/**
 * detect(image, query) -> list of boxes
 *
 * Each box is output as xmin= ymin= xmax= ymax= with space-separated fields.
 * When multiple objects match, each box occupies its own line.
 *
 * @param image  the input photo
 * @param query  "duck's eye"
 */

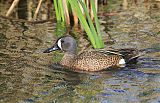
xmin=61 ymin=40 xmax=64 ymax=43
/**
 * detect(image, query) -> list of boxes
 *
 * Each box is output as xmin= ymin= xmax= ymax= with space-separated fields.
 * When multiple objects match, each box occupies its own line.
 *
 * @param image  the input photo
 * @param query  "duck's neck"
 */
xmin=60 ymin=52 xmax=76 ymax=67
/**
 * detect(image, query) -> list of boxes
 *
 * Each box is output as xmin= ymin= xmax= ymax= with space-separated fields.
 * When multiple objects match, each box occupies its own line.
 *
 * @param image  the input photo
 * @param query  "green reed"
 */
xmin=53 ymin=0 xmax=65 ymax=22
xmin=53 ymin=0 xmax=104 ymax=49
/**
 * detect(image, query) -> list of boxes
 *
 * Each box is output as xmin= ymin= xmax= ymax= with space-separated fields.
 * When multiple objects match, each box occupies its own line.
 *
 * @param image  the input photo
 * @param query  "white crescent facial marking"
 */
xmin=119 ymin=59 xmax=125 ymax=65
xmin=57 ymin=38 xmax=62 ymax=50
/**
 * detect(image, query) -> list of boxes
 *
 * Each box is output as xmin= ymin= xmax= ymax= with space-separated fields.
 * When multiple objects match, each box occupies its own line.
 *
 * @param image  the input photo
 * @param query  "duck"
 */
xmin=43 ymin=36 xmax=141 ymax=71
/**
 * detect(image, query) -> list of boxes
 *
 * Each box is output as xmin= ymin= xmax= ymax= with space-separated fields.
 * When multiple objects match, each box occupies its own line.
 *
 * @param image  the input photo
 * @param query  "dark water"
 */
xmin=0 ymin=0 xmax=160 ymax=103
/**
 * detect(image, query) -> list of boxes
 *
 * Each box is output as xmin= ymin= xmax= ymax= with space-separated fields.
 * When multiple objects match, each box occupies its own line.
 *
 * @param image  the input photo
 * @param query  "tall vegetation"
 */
xmin=5 ymin=0 xmax=104 ymax=48
xmin=53 ymin=0 xmax=104 ymax=49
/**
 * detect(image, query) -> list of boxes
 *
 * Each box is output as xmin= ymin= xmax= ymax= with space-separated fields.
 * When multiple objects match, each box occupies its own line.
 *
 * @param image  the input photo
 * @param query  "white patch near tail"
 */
xmin=57 ymin=38 xmax=62 ymax=50
xmin=119 ymin=59 xmax=125 ymax=65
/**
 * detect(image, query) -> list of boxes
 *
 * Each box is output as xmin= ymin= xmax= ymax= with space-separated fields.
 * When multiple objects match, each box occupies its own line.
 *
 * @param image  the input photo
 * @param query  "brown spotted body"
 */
xmin=58 ymin=50 xmax=124 ymax=71
xmin=71 ymin=51 xmax=123 ymax=71
xmin=43 ymin=36 xmax=140 ymax=71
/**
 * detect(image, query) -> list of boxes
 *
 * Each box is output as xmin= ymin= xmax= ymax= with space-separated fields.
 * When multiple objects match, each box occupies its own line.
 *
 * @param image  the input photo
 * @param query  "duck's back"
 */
xmin=71 ymin=51 xmax=123 ymax=71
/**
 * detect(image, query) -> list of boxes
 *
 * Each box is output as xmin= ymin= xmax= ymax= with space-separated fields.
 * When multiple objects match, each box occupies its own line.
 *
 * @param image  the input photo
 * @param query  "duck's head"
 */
xmin=43 ymin=36 xmax=77 ymax=54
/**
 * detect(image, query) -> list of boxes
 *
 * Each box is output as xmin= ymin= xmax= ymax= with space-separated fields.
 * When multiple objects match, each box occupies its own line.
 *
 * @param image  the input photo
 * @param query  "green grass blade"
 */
xmin=68 ymin=0 xmax=97 ymax=48
xmin=79 ymin=0 xmax=103 ymax=48
xmin=90 ymin=0 xmax=104 ymax=47
xmin=58 ymin=0 xmax=65 ymax=22
xmin=53 ymin=0 xmax=61 ymax=21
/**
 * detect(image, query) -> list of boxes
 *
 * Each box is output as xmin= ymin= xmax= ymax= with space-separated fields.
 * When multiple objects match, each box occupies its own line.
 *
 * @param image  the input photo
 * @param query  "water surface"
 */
xmin=0 ymin=0 xmax=160 ymax=103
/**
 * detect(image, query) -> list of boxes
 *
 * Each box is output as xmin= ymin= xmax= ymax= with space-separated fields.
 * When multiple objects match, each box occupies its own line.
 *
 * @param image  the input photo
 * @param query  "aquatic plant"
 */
xmin=53 ymin=0 xmax=65 ymax=22
xmin=5 ymin=0 xmax=104 ymax=48
xmin=53 ymin=0 xmax=104 ymax=49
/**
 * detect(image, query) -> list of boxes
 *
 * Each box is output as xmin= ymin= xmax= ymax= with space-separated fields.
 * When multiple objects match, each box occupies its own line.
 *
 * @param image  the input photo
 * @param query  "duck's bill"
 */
xmin=43 ymin=45 xmax=59 ymax=53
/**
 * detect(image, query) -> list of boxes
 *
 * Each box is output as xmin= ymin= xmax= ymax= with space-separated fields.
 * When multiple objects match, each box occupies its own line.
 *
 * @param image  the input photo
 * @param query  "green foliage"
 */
xmin=53 ymin=0 xmax=104 ymax=49
xmin=53 ymin=0 xmax=65 ymax=22
xmin=68 ymin=0 xmax=104 ymax=48
xmin=90 ymin=0 xmax=104 ymax=47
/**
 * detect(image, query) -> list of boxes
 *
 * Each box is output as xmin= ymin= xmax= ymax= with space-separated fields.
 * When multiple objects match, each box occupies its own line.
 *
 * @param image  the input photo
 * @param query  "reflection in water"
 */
xmin=0 ymin=0 xmax=160 ymax=103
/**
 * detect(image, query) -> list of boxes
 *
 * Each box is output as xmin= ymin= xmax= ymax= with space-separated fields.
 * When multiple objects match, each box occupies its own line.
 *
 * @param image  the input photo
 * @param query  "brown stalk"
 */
xmin=33 ymin=0 xmax=43 ymax=20
xmin=6 ymin=0 xmax=20 ymax=17
xmin=62 ymin=0 xmax=70 ymax=25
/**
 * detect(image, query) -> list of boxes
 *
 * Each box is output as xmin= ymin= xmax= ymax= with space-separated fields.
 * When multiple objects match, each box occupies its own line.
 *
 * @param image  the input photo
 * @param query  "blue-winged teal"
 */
xmin=44 ymin=36 xmax=140 ymax=71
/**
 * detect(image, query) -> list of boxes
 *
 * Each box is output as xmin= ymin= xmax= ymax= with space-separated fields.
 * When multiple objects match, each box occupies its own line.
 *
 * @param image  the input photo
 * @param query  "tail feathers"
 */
xmin=126 ymin=54 xmax=140 ymax=64
xmin=111 ymin=48 xmax=145 ymax=64
xmin=99 ymin=48 xmax=145 ymax=64
xmin=123 ymin=50 xmax=145 ymax=64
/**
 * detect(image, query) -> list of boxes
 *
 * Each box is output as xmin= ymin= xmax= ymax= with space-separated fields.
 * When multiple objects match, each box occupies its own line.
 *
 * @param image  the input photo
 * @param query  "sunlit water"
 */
xmin=0 ymin=1 xmax=160 ymax=103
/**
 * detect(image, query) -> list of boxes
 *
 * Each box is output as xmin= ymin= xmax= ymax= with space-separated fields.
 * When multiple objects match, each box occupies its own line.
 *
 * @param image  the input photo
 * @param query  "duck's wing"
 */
xmin=72 ymin=51 xmax=122 ymax=71
xmin=98 ymin=50 xmax=123 ymax=56
xmin=97 ymin=48 xmax=144 ymax=63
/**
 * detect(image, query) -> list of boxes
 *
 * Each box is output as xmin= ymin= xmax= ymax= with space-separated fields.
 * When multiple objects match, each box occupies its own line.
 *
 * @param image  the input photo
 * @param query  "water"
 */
xmin=0 ymin=0 xmax=160 ymax=103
